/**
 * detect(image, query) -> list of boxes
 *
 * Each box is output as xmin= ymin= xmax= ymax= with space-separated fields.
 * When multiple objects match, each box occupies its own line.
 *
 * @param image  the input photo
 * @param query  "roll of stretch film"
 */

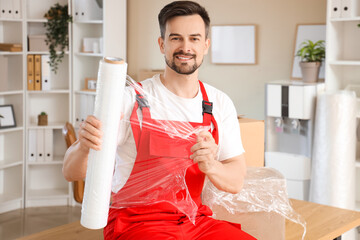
xmin=81 ymin=57 xmax=127 ymax=229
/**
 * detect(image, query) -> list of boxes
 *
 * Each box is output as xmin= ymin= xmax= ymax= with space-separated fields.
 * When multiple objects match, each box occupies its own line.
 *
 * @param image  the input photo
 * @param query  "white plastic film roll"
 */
xmin=310 ymin=91 xmax=357 ymax=210
xmin=81 ymin=57 xmax=127 ymax=229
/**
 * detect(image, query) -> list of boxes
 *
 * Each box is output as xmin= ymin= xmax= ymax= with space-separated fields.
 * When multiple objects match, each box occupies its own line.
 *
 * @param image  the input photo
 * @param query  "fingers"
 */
xmin=196 ymin=130 xmax=214 ymax=143
xmin=78 ymin=115 xmax=103 ymax=151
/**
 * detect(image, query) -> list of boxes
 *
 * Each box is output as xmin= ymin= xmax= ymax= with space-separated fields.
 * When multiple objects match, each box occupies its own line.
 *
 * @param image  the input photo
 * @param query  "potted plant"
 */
xmin=296 ymin=40 xmax=325 ymax=83
xmin=44 ymin=4 xmax=72 ymax=74
xmin=38 ymin=112 xmax=48 ymax=126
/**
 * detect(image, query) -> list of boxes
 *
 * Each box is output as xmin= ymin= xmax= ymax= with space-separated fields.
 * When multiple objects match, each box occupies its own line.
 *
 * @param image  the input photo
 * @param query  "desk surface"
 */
xmin=18 ymin=199 xmax=360 ymax=240
xmin=286 ymin=199 xmax=360 ymax=240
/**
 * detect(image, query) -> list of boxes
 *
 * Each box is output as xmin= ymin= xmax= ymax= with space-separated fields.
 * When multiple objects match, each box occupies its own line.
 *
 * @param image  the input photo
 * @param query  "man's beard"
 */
xmin=165 ymin=51 xmax=202 ymax=75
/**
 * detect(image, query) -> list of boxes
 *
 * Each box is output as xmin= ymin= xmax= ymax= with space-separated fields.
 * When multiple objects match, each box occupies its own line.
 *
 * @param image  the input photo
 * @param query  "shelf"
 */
xmin=27 ymin=51 xmax=69 ymax=55
xmin=330 ymin=17 xmax=360 ymax=22
xmin=75 ymin=52 xmax=103 ymax=57
xmin=28 ymin=122 xmax=65 ymax=130
xmin=27 ymin=89 xmax=70 ymax=94
xmin=74 ymin=20 xmax=103 ymax=24
xmin=26 ymin=19 xmax=47 ymax=23
xmin=0 ymin=18 xmax=23 ymax=22
xmin=0 ymin=51 xmax=23 ymax=55
xmin=0 ymin=159 xmax=22 ymax=169
xmin=0 ymin=127 xmax=23 ymax=134
xmin=0 ymin=90 xmax=24 ymax=95
xmin=28 ymin=157 xmax=64 ymax=166
xmin=75 ymin=90 xmax=96 ymax=95
xmin=0 ymin=194 xmax=22 ymax=203
xmin=329 ymin=60 xmax=360 ymax=66
xmin=27 ymin=189 xmax=69 ymax=199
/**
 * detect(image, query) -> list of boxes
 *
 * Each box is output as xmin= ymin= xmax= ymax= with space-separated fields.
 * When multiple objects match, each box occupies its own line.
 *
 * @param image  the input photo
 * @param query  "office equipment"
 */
xmin=44 ymin=129 xmax=53 ymax=162
xmin=265 ymin=81 xmax=325 ymax=201
xmin=330 ymin=0 xmax=341 ymax=18
xmin=41 ymin=55 xmax=51 ymax=91
xmin=27 ymin=55 xmax=35 ymax=90
xmin=12 ymin=0 xmax=21 ymax=19
xmin=28 ymin=129 xmax=36 ymax=162
xmin=34 ymin=55 xmax=41 ymax=90
xmin=36 ymin=129 xmax=44 ymax=162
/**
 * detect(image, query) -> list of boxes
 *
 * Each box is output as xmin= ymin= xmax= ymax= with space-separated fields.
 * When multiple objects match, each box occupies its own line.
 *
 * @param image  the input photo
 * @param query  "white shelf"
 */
xmin=0 ymin=18 xmax=23 ymax=22
xmin=330 ymin=17 xmax=360 ymax=22
xmin=0 ymin=194 xmax=22 ymax=203
xmin=28 ymin=122 xmax=65 ymax=130
xmin=0 ymin=127 xmax=23 ymax=134
xmin=27 ymin=89 xmax=70 ymax=94
xmin=0 ymin=51 xmax=23 ymax=55
xmin=75 ymin=52 xmax=103 ymax=57
xmin=28 ymin=158 xmax=64 ymax=166
xmin=0 ymin=90 xmax=24 ymax=95
xmin=27 ymin=51 xmax=69 ymax=55
xmin=75 ymin=90 xmax=96 ymax=95
xmin=26 ymin=19 xmax=47 ymax=23
xmin=27 ymin=189 xmax=69 ymax=199
xmin=0 ymin=159 xmax=22 ymax=169
xmin=74 ymin=20 xmax=103 ymax=24
xmin=329 ymin=60 xmax=360 ymax=66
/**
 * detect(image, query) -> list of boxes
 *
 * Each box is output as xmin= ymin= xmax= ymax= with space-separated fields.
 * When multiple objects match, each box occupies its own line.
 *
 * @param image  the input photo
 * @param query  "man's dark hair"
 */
xmin=158 ymin=1 xmax=210 ymax=39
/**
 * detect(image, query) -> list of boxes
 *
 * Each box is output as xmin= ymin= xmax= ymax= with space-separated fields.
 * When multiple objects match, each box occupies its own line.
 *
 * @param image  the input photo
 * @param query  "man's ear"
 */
xmin=204 ymin=38 xmax=210 ymax=55
xmin=158 ymin=37 xmax=165 ymax=54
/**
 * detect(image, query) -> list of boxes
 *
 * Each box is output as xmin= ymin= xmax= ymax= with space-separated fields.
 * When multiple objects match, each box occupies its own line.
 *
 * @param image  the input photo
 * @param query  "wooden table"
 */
xmin=18 ymin=199 xmax=360 ymax=240
xmin=286 ymin=199 xmax=360 ymax=240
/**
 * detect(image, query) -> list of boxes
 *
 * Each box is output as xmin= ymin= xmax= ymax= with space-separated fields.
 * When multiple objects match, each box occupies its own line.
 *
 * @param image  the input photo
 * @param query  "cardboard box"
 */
xmin=138 ymin=69 xmax=164 ymax=82
xmin=238 ymin=117 xmax=265 ymax=167
xmin=28 ymin=35 xmax=48 ymax=52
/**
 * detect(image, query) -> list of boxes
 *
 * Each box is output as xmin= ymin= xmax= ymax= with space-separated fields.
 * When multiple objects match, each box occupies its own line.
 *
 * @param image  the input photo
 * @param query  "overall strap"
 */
xmin=199 ymin=81 xmax=219 ymax=144
xmin=130 ymin=82 xmax=151 ymax=151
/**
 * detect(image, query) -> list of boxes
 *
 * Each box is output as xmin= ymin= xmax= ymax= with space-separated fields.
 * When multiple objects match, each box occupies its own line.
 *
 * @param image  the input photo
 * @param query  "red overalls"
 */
xmin=104 ymin=81 xmax=256 ymax=240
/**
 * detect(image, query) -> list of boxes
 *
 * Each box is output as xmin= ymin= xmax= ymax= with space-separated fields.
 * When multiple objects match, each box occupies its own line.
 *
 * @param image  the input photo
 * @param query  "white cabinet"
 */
xmin=325 ymin=0 xmax=360 ymax=210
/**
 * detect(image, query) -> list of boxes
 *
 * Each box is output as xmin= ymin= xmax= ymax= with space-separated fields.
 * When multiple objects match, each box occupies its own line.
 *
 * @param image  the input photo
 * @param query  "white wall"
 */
xmin=127 ymin=0 xmax=327 ymax=119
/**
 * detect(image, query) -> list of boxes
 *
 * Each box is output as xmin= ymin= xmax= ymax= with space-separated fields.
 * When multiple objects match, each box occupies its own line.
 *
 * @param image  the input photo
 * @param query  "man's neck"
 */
xmin=160 ymin=68 xmax=199 ymax=99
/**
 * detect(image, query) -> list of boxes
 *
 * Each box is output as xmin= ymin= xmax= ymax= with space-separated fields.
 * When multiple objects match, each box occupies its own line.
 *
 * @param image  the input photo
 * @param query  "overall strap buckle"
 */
xmin=202 ymin=100 xmax=213 ymax=115
xmin=136 ymin=94 xmax=150 ymax=110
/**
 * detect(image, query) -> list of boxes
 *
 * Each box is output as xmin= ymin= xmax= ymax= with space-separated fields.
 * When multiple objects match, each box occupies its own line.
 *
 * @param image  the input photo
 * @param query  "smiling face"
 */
xmin=158 ymin=14 xmax=210 ymax=75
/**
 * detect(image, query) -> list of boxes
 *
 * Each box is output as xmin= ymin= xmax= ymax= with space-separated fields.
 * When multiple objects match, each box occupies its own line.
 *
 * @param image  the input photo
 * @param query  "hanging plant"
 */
xmin=44 ymin=4 xmax=72 ymax=73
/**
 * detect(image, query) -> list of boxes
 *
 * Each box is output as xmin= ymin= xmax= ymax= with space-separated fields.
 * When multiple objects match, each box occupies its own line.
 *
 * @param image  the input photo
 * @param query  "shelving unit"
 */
xmin=0 ymin=10 xmax=25 ymax=213
xmin=325 ymin=0 xmax=360 ymax=211
xmin=0 ymin=0 xmax=127 ymax=213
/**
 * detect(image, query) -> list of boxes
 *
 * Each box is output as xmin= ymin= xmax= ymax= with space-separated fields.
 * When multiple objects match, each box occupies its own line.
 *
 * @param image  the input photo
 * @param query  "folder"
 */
xmin=0 ymin=43 xmax=22 ymax=51
xmin=34 ymin=55 xmax=41 ymax=90
xmin=80 ymin=94 xmax=88 ymax=123
xmin=331 ymin=0 xmax=341 ymax=18
xmin=41 ymin=55 xmax=51 ymax=91
xmin=341 ymin=0 xmax=352 ymax=18
xmin=75 ymin=94 xmax=82 ymax=128
xmin=2 ymin=0 xmax=13 ymax=19
xmin=36 ymin=129 xmax=44 ymax=162
xmin=87 ymin=94 xmax=95 ymax=116
xmin=28 ymin=129 xmax=37 ymax=162
xmin=44 ymin=129 xmax=53 ymax=162
xmin=12 ymin=0 xmax=21 ymax=19
xmin=27 ymin=55 xmax=35 ymax=91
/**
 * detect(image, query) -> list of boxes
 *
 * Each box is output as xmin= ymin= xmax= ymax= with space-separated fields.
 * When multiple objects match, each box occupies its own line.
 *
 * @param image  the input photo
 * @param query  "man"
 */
xmin=63 ymin=1 xmax=255 ymax=239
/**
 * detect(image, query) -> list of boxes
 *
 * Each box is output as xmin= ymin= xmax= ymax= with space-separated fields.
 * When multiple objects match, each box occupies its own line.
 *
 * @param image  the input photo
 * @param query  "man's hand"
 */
xmin=190 ymin=130 xmax=219 ymax=174
xmin=78 ymin=115 xmax=103 ymax=152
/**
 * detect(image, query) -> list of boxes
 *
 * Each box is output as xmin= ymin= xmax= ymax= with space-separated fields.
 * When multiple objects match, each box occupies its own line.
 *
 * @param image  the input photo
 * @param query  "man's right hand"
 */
xmin=78 ymin=115 xmax=103 ymax=152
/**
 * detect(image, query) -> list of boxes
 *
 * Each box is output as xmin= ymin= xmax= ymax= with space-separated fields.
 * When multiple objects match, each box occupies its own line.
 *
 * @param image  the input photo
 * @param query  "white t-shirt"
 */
xmin=111 ymin=74 xmax=244 ymax=193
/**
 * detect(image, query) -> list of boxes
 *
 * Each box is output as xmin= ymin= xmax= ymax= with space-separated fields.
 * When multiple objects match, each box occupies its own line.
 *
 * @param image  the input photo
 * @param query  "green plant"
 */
xmin=40 ymin=112 xmax=47 ymax=116
xmin=44 ymin=4 xmax=72 ymax=73
xmin=296 ymin=40 xmax=325 ymax=62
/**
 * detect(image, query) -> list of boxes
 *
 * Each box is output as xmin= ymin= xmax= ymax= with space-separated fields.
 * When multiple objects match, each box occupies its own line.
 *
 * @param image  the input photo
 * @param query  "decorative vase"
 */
xmin=38 ymin=114 xmax=48 ymax=126
xmin=299 ymin=62 xmax=321 ymax=83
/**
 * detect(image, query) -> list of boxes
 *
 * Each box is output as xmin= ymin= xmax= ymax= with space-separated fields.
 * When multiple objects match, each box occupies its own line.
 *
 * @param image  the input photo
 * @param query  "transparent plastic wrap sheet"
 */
xmin=202 ymin=167 xmax=307 ymax=240
xmin=108 ymin=75 xmax=211 ymax=225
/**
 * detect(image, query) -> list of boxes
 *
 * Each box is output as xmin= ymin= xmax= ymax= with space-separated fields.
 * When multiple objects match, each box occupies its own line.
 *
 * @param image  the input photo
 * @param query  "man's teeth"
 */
xmin=178 ymin=56 xmax=191 ymax=60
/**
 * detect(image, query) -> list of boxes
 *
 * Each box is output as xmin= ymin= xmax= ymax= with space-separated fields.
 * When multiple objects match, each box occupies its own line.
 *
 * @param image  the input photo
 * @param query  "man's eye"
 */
xmin=192 ymin=38 xmax=200 ymax=41
xmin=171 ymin=37 xmax=180 ymax=41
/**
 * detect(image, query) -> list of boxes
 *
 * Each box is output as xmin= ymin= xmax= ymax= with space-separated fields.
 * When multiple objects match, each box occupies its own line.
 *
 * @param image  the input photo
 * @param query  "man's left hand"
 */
xmin=190 ymin=130 xmax=218 ymax=174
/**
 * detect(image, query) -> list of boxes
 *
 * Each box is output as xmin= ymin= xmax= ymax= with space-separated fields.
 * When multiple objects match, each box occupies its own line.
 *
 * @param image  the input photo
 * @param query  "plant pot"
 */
xmin=38 ymin=115 xmax=48 ymax=126
xmin=299 ymin=62 xmax=321 ymax=83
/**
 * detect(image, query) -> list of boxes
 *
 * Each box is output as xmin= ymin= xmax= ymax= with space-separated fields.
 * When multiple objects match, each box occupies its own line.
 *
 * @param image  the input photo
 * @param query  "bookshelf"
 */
xmin=325 ymin=0 xmax=360 ymax=211
xmin=0 ymin=0 xmax=127 ymax=213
